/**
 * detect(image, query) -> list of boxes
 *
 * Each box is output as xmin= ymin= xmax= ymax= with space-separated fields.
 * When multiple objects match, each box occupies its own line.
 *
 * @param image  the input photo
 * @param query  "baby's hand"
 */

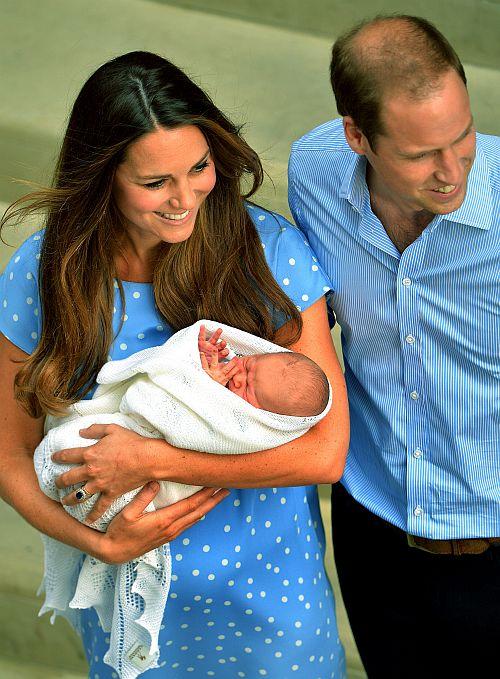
xmin=198 ymin=324 xmax=229 ymax=361
xmin=200 ymin=352 xmax=240 ymax=386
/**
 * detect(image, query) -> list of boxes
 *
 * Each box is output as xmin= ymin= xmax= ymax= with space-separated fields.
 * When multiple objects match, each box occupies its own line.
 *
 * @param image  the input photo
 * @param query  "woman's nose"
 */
xmin=168 ymin=180 xmax=196 ymax=211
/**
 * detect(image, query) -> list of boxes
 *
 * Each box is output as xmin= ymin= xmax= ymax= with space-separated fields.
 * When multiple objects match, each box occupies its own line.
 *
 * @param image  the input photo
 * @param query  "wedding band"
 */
xmin=75 ymin=485 xmax=94 ymax=502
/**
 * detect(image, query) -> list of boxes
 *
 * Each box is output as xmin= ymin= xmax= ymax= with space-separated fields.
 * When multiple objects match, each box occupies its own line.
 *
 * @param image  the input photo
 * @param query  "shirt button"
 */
xmin=413 ymin=448 xmax=423 ymax=459
xmin=413 ymin=506 xmax=423 ymax=517
xmin=405 ymin=334 xmax=415 ymax=344
xmin=402 ymin=277 xmax=412 ymax=287
xmin=410 ymin=390 xmax=419 ymax=400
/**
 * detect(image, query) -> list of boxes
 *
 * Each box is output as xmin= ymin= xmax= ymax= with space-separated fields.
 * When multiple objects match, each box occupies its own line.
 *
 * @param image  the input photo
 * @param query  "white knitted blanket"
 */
xmin=35 ymin=320 xmax=331 ymax=679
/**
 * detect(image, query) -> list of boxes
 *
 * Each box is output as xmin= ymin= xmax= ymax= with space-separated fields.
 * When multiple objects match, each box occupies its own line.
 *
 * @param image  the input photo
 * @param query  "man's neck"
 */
xmin=367 ymin=168 xmax=434 ymax=253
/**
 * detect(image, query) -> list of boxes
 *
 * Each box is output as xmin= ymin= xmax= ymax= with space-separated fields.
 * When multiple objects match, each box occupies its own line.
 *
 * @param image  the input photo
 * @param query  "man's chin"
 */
xmin=426 ymin=188 xmax=467 ymax=216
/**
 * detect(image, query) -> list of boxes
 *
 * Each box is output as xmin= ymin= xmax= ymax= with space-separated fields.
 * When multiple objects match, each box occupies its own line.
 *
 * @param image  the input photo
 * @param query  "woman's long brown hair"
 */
xmin=1 ymin=52 xmax=302 ymax=417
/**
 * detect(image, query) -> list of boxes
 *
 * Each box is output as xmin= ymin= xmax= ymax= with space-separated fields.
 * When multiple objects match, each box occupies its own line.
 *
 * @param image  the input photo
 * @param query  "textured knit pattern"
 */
xmin=0 ymin=206 xmax=345 ymax=679
xmin=289 ymin=118 xmax=500 ymax=539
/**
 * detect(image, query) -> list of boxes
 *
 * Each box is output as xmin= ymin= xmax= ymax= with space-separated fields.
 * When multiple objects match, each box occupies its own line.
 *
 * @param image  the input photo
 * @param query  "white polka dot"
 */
xmin=26 ymin=297 xmax=33 ymax=305
xmin=233 ymin=498 xmax=240 ymax=507
xmin=35 ymin=253 xmax=41 ymax=260
xmin=203 ymin=545 xmax=210 ymax=552
xmin=244 ymin=647 xmax=252 ymax=653
xmin=234 ymin=545 xmax=241 ymax=553
xmin=26 ymin=272 xmax=32 ymax=280
xmin=171 ymin=574 xmax=178 ymax=581
xmin=265 ymin=521 xmax=271 ymax=528
xmin=14 ymin=256 xmax=20 ymax=264
xmin=295 ymin=621 xmax=302 ymax=628
xmin=156 ymin=325 xmax=163 ymax=331
xmin=301 ymin=294 xmax=309 ymax=302
xmin=192 ymin=569 xmax=199 ymax=576
xmin=312 ymin=265 xmax=319 ymax=271
xmin=137 ymin=333 xmax=145 ymax=339
xmin=260 ymin=591 xmax=266 ymax=597
xmin=285 ymin=547 xmax=291 ymax=555
xmin=251 ymin=528 xmax=256 ymax=535
xmin=132 ymin=291 xmax=140 ymax=299
xmin=244 ymin=609 xmax=253 ymax=615
xmin=295 ymin=640 xmax=302 ymax=647
xmin=33 ymin=235 xmax=40 ymax=241
xmin=228 ymin=580 xmax=235 ymax=586
xmin=12 ymin=313 xmax=19 ymax=322
xmin=9 ymin=272 xmax=13 ymax=280
xmin=275 ymin=652 xmax=282 ymax=658
xmin=276 ymin=630 xmax=284 ymax=637
xmin=282 ymin=278 xmax=290 ymax=286
xmin=183 ymin=538 xmax=190 ymax=545
xmin=224 ymin=524 xmax=231 ymax=532
xmin=289 ymin=258 xmax=296 ymax=265
xmin=119 ymin=343 xmax=127 ymax=351
xmin=221 ymin=558 xmax=229 ymax=566
xmin=258 ymin=215 xmax=266 ymax=221
xmin=34 ymin=308 xmax=39 ymax=316
xmin=224 ymin=600 xmax=231 ymax=606
xmin=259 ymin=493 xmax=266 ymax=501
xmin=235 ymin=561 xmax=242 ymax=568
xmin=208 ymin=573 xmax=215 ymax=580
xmin=281 ymin=596 xmax=288 ymax=602
xmin=323 ymin=286 xmax=330 ymax=292
xmin=2 ymin=300 xmax=6 ymax=308
xmin=113 ymin=307 xmax=117 ymax=314
xmin=268 ymin=616 xmax=275 ymax=623
xmin=296 ymin=305 xmax=302 ymax=311
xmin=31 ymin=332 xmax=38 ymax=340
xmin=123 ymin=314 xmax=128 ymax=321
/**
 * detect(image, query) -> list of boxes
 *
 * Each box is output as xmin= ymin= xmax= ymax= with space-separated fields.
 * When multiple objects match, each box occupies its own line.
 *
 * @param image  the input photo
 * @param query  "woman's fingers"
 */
xmin=156 ymin=487 xmax=230 ymax=541
xmin=55 ymin=464 xmax=89 ymax=490
xmin=78 ymin=423 xmax=117 ymax=439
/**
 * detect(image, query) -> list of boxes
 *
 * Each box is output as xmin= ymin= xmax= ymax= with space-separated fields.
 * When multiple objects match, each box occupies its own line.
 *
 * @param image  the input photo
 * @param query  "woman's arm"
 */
xmin=56 ymin=297 xmax=350 ymax=524
xmin=0 ymin=333 xmax=229 ymax=564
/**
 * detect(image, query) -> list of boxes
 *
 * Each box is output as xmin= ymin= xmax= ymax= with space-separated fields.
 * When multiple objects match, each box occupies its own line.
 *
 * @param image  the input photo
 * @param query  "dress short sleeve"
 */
xmin=0 ymin=231 xmax=43 ymax=354
xmin=247 ymin=204 xmax=332 ymax=311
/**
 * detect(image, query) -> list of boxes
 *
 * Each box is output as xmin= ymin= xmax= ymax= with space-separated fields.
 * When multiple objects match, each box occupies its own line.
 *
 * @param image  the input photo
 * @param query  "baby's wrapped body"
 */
xmin=35 ymin=320 xmax=331 ymax=679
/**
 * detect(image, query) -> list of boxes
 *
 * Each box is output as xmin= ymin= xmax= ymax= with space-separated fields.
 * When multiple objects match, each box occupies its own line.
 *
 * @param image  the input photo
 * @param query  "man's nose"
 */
xmin=434 ymin=148 xmax=462 ymax=185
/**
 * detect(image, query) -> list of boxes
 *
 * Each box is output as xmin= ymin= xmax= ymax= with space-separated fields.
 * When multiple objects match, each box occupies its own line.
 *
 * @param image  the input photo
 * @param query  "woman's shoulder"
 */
xmin=0 ymin=229 xmax=43 ymax=353
xmin=246 ymin=203 xmax=332 ymax=308
xmin=1 ymin=229 xmax=44 ymax=277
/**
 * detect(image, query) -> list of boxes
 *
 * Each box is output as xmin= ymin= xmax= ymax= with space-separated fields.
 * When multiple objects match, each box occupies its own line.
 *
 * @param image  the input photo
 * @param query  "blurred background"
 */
xmin=1 ymin=1 xmax=499 ymax=676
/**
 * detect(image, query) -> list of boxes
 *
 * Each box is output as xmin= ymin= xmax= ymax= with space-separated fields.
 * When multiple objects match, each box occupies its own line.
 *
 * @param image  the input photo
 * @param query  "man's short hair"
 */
xmin=330 ymin=15 xmax=467 ymax=149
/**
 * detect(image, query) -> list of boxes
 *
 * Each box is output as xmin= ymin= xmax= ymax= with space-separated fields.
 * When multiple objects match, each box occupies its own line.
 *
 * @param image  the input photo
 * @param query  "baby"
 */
xmin=198 ymin=325 xmax=330 ymax=417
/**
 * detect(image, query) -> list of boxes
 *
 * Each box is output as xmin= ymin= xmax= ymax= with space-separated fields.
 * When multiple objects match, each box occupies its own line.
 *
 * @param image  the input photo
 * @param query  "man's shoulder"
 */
xmin=291 ymin=117 xmax=351 ymax=155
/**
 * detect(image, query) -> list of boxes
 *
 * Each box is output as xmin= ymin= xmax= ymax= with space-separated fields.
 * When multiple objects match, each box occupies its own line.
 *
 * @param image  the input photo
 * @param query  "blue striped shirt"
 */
xmin=289 ymin=117 xmax=500 ymax=539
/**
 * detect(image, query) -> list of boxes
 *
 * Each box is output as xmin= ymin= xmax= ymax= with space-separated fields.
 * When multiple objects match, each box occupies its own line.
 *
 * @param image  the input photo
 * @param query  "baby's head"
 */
xmin=227 ymin=351 xmax=330 ymax=417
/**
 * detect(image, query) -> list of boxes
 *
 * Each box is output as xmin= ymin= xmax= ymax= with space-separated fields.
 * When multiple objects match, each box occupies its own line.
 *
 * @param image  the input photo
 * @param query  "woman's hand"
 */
xmin=97 ymin=483 xmax=230 ymax=565
xmin=52 ymin=423 xmax=160 ymax=523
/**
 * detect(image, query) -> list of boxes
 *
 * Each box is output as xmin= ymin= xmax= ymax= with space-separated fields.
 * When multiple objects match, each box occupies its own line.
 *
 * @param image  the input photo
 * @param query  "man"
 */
xmin=289 ymin=15 xmax=500 ymax=678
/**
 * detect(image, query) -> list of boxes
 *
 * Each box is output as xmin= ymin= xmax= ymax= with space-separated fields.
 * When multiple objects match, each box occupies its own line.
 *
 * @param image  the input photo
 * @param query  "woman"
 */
xmin=0 ymin=51 xmax=349 ymax=677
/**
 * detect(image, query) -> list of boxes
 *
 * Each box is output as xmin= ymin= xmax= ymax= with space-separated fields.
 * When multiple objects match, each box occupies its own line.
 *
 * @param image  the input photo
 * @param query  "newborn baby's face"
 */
xmin=227 ymin=354 xmax=281 ymax=410
xmin=227 ymin=355 xmax=262 ymax=408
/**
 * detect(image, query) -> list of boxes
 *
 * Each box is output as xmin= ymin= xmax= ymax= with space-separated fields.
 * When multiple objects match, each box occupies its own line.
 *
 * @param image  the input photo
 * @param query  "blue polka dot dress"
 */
xmin=0 ymin=206 xmax=346 ymax=678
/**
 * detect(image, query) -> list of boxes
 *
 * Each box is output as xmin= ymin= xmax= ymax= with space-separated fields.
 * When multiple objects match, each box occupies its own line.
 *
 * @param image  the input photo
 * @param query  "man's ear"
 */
xmin=343 ymin=116 xmax=370 ymax=156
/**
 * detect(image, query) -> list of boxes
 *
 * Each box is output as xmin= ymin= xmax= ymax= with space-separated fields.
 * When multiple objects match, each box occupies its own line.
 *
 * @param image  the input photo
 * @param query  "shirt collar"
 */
xmin=339 ymin=153 xmax=366 ymax=213
xmin=339 ymin=143 xmax=493 ymax=230
xmin=441 ymin=145 xmax=493 ymax=230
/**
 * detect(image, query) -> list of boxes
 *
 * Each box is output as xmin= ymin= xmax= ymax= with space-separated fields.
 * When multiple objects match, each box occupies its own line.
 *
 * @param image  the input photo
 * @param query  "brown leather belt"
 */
xmin=407 ymin=534 xmax=500 ymax=556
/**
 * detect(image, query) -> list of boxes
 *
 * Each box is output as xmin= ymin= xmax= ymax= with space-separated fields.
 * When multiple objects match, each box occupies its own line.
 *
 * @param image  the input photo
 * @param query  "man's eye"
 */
xmin=144 ymin=179 xmax=165 ymax=189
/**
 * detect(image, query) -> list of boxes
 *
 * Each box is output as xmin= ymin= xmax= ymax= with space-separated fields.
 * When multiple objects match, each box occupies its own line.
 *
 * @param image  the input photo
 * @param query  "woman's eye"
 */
xmin=144 ymin=179 xmax=165 ymax=190
xmin=193 ymin=161 xmax=210 ymax=173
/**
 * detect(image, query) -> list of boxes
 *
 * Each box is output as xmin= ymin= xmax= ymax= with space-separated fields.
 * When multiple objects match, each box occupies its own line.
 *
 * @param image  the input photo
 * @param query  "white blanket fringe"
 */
xmin=35 ymin=320 xmax=331 ymax=678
